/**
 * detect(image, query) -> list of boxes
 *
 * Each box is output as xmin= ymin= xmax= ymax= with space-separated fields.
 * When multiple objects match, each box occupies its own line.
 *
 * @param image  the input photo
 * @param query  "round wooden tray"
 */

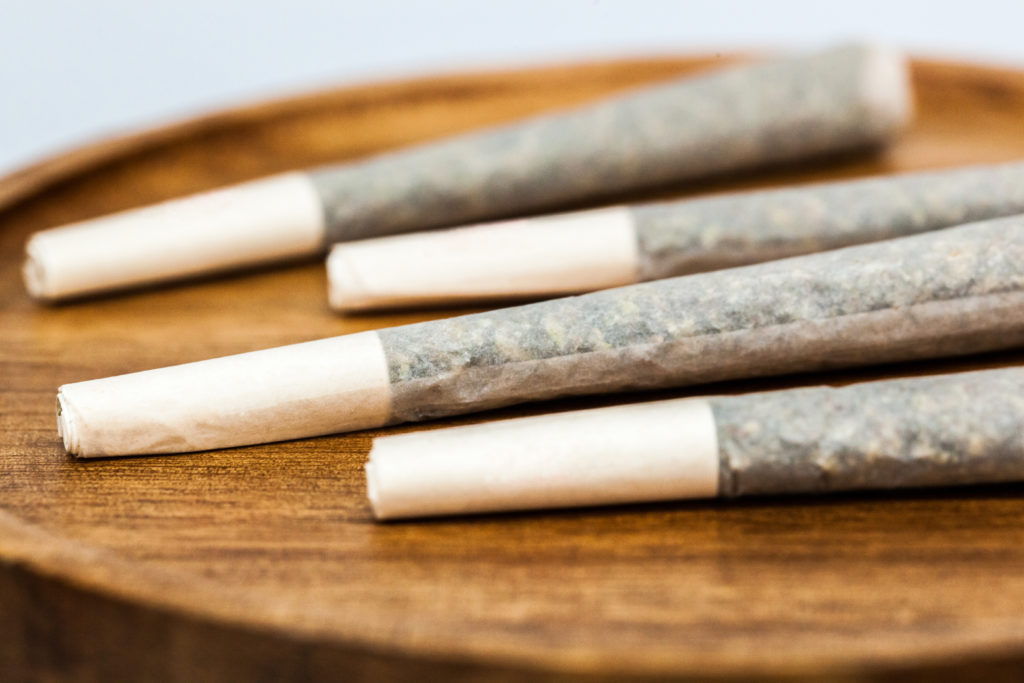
xmin=5 ymin=55 xmax=1024 ymax=682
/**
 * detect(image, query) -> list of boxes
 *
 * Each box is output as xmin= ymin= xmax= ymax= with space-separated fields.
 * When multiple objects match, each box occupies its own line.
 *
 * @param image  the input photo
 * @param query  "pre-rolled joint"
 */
xmin=327 ymin=207 xmax=640 ymax=312
xmin=857 ymin=44 xmax=913 ymax=135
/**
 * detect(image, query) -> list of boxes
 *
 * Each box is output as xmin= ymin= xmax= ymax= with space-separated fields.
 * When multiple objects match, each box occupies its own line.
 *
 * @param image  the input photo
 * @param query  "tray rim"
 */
xmin=6 ymin=53 xmax=1024 ymax=679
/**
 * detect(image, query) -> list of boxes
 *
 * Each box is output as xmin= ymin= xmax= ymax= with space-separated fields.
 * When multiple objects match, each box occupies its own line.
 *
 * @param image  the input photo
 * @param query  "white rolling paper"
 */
xmin=24 ymin=173 xmax=326 ymax=300
xmin=327 ymin=207 xmax=638 ymax=310
xmin=57 ymin=332 xmax=391 ymax=457
xmin=366 ymin=399 xmax=720 ymax=520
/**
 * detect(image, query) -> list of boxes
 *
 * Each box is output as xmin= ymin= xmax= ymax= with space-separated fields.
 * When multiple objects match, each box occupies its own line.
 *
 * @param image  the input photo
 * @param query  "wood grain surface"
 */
xmin=5 ymin=55 xmax=1024 ymax=682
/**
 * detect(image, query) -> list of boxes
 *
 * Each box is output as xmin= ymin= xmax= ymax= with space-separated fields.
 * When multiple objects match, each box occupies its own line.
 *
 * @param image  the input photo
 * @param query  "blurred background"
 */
xmin=2 ymin=0 xmax=1023 ymax=174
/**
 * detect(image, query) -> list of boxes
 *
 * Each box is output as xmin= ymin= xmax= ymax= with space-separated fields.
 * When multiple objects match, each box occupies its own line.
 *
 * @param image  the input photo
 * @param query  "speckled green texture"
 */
xmin=711 ymin=367 xmax=1024 ymax=497
xmin=633 ymin=161 xmax=1024 ymax=280
xmin=311 ymin=44 xmax=906 ymax=244
xmin=378 ymin=214 xmax=1024 ymax=423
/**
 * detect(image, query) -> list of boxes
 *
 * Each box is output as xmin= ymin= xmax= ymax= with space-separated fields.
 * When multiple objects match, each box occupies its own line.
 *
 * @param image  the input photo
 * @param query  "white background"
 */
xmin=2 ymin=0 xmax=1022 ymax=174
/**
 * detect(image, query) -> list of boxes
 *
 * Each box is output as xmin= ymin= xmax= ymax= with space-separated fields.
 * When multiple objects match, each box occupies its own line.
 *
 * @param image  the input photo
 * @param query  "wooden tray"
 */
xmin=5 ymin=55 xmax=1024 ymax=682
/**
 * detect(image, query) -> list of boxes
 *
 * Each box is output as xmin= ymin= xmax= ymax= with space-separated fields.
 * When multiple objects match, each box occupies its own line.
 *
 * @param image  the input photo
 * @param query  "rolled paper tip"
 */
xmin=366 ymin=399 xmax=719 ymax=520
xmin=22 ymin=245 xmax=48 ymax=299
xmin=327 ymin=207 xmax=640 ymax=311
xmin=23 ymin=172 xmax=326 ymax=301
xmin=55 ymin=391 xmax=79 ymax=455
xmin=57 ymin=332 xmax=392 ymax=458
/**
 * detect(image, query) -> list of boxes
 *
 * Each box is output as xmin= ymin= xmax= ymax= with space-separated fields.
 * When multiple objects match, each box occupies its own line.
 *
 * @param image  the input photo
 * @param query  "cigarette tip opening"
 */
xmin=364 ymin=453 xmax=385 ymax=520
xmin=326 ymin=246 xmax=373 ymax=312
xmin=22 ymin=239 xmax=51 ymax=300
xmin=366 ymin=444 xmax=393 ymax=518
xmin=56 ymin=390 xmax=80 ymax=456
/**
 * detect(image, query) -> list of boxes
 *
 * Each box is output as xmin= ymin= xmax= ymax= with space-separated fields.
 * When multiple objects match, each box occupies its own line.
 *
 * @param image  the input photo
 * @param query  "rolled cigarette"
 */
xmin=26 ymin=43 xmax=910 ymax=301
xmin=59 ymin=212 xmax=1024 ymax=457
xmin=328 ymin=161 xmax=1024 ymax=310
xmin=366 ymin=367 xmax=1024 ymax=519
